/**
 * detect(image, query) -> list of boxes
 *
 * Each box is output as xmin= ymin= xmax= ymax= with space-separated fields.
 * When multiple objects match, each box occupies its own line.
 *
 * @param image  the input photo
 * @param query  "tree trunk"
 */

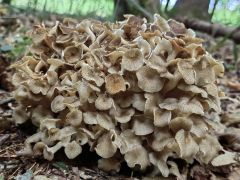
xmin=2 ymin=0 xmax=11 ymax=4
xmin=69 ymin=0 xmax=74 ymax=14
xmin=170 ymin=0 xmax=211 ymax=21
xmin=114 ymin=0 xmax=160 ymax=21
xmin=114 ymin=0 xmax=129 ymax=20
xmin=139 ymin=0 xmax=161 ymax=15
xmin=43 ymin=0 xmax=47 ymax=12
xmin=176 ymin=17 xmax=240 ymax=43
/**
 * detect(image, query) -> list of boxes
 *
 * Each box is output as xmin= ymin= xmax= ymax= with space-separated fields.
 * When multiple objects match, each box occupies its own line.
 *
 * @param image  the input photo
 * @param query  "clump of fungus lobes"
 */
xmin=11 ymin=14 xmax=228 ymax=177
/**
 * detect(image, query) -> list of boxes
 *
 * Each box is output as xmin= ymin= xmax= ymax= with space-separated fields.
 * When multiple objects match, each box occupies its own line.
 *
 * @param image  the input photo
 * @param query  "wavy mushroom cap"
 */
xmin=31 ymin=26 xmax=47 ymax=44
xmin=177 ymin=59 xmax=195 ymax=85
xmin=63 ymin=46 xmax=83 ymax=63
xmin=121 ymin=48 xmax=144 ymax=71
xmin=51 ymin=95 xmax=66 ymax=113
xmin=31 ymin=105 xmax=53 ymax=126
xmin=95 ymin=94 xmax=113 ymax=110
xmin=153 ymin=108 xmax=171 ymax=127
xmin=64 ymin=141 xmax=82 ymax=159
xmin=124 ymin=145 xmax=150 ymax=170
xmin=133 ymin=118 xmax=154 ymax=136
xmin=11 ymin=14 xmax=228 ymax=177
xmin=66 ymin=109 xmax=83 ymax=127
xmin=81 ymin=63 xmax=104 ymax=87
xmin=105 ymin=74 xmax=126 ymax=94
xmin=136 ymin=66 xmax=164 ymax=93
xmin=46 ymin=71 xmax=58 ymax=85
xmin=47 ymin=58 xmax=65 ymax=71
xmin=12 ymin=105 xmax=29 ymax=124
xmin=95 ymin=132 xmax=117 ymax=158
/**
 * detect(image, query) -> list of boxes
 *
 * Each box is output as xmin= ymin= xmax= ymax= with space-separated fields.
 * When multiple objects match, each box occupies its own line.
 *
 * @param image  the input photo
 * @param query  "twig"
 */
xmin=113 ymin=0 xmax=120 ymax=20
xmin=0 ymin=134 xmax=10 ymax=146
xmin=210 ymin=0 xmax=219 ymax=20
xmin=8 ymin=166 xmax=21 ymax=179
xmin=0 ymin=97 xmax=14 ymax=105
xmin=165 ymin=0 xmax=171 ymax=13
xmin=43 ymin=0 xmax=47 ymax=12
xmin=29 ymin=162 xmax=37 ymax=171
xmin=127 ymin=0 xmax=153 ymax=20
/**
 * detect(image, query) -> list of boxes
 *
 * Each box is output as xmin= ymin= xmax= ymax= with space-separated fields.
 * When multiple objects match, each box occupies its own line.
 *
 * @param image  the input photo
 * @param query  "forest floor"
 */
xmin=0 ymin=4 xmax=240 ymax=180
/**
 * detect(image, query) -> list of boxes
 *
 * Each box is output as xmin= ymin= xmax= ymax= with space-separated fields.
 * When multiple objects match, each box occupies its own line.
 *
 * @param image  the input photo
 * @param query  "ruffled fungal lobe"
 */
xmin=11 ymin=14 xmax=228 ymax=177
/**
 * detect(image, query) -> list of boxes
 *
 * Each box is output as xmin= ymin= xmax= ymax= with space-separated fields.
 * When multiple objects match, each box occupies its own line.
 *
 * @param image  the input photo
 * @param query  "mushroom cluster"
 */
xmin=12 ymin=15 xmax=227 ymax=177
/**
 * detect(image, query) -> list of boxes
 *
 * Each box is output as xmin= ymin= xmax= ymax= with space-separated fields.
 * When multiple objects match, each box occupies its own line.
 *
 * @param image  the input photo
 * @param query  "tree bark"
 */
xmin=176 ymin=17 xmax=240 ymax=43
xmin=114 ymin=0 xmax=160 ymax=21
xmin=139 ymin=0 xmax=161 ymax=15
xmin=2 ymin=0 xmax=11 ymax=4
xmin=114 ymin=0 xmax=129 ymax=20
xmin=170 ymin=0 xmax=211 ymax=21
xmin=69 ymin=0 xmax=74 ymax=13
